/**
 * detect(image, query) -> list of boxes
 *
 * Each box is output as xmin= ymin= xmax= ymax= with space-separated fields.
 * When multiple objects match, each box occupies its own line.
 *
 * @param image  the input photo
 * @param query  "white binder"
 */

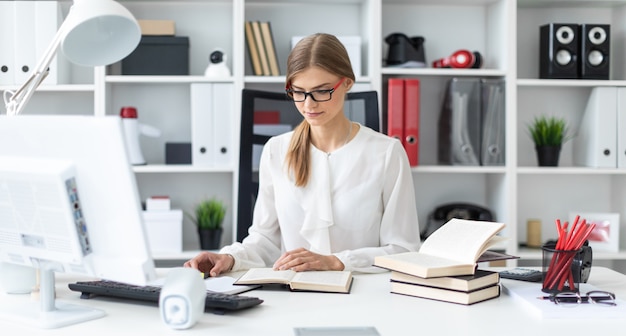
xmin=0 ymin=1 xmax=15 ymax=85
xmin=34 ymin=1 xmax=68 ymax=85
xmin=617 ymin=88 xmax=626 ymax=168
xmin=13 ymin=1 xmax=37 ymax=85
xmin=573 ymin=87 xmax=617 ymax=168
xmin=211 ymin=83 xmax=233 ymax=167
xmin=190 ymin=83 xmax=233 ymax=167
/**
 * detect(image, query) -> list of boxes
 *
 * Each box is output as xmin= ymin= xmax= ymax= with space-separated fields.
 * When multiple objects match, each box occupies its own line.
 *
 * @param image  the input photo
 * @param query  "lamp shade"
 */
xmin=61 ymin=0 xmax=140 ymax=66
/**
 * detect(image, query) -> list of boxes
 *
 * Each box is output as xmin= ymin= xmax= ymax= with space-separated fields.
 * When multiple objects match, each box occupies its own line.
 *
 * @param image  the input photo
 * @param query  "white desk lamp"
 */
xmin=3 ymin=0 xmax=140 ymax=116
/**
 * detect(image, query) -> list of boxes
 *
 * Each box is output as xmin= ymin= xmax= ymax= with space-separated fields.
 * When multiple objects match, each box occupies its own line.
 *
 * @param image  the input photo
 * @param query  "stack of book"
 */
xmin=244 ymin=20 xmax=280 ymax=76
xmin=374 ymin=218 xmax=513 ymax=305
xmin=388 ymin=269 xmax=501 ymax=305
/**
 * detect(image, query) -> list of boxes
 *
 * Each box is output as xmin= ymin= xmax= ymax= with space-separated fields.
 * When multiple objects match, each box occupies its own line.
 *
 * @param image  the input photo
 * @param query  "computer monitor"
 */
xmin=0 ymin=115 xmax=157 ymax=328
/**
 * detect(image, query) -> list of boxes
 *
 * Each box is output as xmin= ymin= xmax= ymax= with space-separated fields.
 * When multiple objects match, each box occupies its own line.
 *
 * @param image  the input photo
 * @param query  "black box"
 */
xmin=122 ymin=36 xmax=189 ymax=75
xmin=165 ymin=142 xmax=192 ymax=164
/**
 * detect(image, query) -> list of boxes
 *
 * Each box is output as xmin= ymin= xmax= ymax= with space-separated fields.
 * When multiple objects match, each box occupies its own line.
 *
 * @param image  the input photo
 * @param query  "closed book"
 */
xmin=391 ymin=281 xmax=501 ymax=305
xmin=244 ymin=21 xmax=262 ymax=76
xmin=374 ymin=218 xmax=506 ymax=278
xmin=251 ymin=21 xmax=270 ymax=76
xmin=259 ymin=21 xmax=280 ymax=76
xmin=390 ymin=269 xmax=499 ymax=292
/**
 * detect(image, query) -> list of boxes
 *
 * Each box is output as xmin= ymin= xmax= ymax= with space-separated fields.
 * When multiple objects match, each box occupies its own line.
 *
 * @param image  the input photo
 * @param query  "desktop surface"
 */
xmin=1 ymin=267 xmax=625 ymax=335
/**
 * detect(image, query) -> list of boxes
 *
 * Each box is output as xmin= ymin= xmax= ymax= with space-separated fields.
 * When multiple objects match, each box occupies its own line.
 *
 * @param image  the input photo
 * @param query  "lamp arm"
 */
xmin=3 ymin=15 xmax=70 ymax=116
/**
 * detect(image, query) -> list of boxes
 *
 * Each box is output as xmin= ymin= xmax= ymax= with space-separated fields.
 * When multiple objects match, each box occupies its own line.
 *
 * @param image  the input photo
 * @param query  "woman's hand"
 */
xmin=273 ymin=248 xmax=344 ymax=272
xmin=184 ymin=252 xmax=235 ymax=277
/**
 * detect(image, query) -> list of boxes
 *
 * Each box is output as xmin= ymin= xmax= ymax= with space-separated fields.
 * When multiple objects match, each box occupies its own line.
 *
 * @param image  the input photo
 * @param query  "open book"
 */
xmin=233 ymin=268 xmax=353 ymax=294
xmin=374 ymin=218 xmax=507 ymax=278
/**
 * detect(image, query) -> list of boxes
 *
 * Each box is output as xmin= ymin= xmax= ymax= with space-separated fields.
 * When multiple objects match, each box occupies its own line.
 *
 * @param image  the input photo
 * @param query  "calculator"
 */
xmin=499 ymin=268 xmax=543 ymax=282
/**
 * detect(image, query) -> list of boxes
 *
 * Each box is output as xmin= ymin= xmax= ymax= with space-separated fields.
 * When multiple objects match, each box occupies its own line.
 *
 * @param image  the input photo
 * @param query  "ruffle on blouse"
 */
xmin=298 ymin=151 xmax=333 ymax=254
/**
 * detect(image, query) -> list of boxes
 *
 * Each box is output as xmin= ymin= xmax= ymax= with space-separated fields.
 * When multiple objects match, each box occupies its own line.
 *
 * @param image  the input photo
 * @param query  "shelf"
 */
xmin=0 ymin=84 xmax=95 ymax=92
xmin=517 ymin=79 xmax=626 ymax=87
xmin=19 ymin=0 xmax=626 ymax=270
xmin=517 ymin=0 xmax=626 ymax=8
xmin=106 ymin=76 xmax=235 ymax=84
xmin=244 ymin=76 xmax=373 ymax=84
xmin=412 ymin=166 xmax=507 ymax=174
xmin=516 ymin=167 xmax=626 ymax=175
xmin=133 ymin=165 xmax=234 ymax=173
xmin=382 ymin=68 xmax=506 ymax=77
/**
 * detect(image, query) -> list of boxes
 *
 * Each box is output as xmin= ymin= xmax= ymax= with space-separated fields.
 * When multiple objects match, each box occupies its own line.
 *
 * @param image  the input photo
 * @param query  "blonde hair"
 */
xmin=285 ymin=33 xmax=355 ymax=187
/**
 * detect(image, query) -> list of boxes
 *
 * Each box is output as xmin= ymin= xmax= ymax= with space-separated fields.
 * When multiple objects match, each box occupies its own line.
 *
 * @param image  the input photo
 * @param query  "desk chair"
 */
xmin=236 ymin=89 xmax=380 ymax=242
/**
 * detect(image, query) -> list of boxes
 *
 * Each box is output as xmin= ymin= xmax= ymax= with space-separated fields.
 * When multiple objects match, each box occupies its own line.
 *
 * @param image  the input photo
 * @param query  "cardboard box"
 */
xmin=122 ymin=36 xmax=189 ymax=75
xmin=138 ymin=20 xmax=175 ymax=36
xmin=142 ymin=209 xmax=183 ymax=253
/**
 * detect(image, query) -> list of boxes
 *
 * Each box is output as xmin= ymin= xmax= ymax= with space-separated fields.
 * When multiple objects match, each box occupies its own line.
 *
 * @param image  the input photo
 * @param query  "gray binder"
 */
xmin=480 ymin=79 xmax=506 ymax=166
xmin=438 ymin=78 xmax=482 ymax=165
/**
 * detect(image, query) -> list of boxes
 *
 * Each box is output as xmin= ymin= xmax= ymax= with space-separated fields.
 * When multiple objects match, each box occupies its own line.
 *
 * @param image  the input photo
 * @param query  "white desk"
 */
xmin=1 ymin=267 xmax=625 ymax=335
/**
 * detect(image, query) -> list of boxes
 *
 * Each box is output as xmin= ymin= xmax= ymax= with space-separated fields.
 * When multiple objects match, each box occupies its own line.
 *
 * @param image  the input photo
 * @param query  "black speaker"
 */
xmin=579 ymin=24 xmax=610 ymax=80
xmin=539 ymin=23 xmax=579 ymax=79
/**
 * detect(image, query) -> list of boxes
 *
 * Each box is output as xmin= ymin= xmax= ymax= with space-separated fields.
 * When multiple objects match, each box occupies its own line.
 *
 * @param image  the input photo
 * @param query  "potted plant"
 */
xmin=189 ymin=198 xmax=226 ymax=250
xmin=527 ymin=115 xmax=570 ymax=167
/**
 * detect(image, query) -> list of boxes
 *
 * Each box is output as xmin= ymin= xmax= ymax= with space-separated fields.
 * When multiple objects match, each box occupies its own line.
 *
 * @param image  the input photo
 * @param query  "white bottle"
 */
xmin=120 ymin=106 xmax=146 ymax=165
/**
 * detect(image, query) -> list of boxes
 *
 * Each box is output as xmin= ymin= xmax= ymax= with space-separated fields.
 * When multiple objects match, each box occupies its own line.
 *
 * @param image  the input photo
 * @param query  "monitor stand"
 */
xmin=0 ymin=266 xmax=105 ymax=329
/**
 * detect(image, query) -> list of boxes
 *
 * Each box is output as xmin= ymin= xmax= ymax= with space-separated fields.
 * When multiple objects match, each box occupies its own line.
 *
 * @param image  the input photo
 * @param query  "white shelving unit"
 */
xmin=4 ymin=0 xmax=626 ymax=271
xmin=515 ymin=0 xmax=626 ymax=271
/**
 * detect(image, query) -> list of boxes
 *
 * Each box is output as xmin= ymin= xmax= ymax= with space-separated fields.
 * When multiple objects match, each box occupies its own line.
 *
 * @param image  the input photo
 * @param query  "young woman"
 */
xmin=185 ymin=33 xmax=420 ymax=276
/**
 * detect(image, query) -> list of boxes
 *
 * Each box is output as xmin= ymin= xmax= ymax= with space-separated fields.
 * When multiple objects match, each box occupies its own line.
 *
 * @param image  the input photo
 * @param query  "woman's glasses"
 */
xmin=550 ymin=290 xmax=617 ymax=306
xmin=286 ymin=78 xmax=345 ymax=102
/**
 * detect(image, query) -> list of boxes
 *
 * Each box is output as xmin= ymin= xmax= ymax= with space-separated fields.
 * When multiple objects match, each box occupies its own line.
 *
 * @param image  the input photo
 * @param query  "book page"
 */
xmin=291 ymin=271 xmax=350 ymax=286
xmin=419 ymin=218 xmax=505 ymax=264
xmin=236 ymin=268 xmax=295 ymax=284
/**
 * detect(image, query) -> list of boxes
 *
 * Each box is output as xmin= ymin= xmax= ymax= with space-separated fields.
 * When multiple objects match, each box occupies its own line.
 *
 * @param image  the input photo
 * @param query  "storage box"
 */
xmin=142 ymin=209 xmax=183 ymax=253
xmin=122 ymin=36 xmax=189 ymax=75
xmin=137 ymin=20 xmax=175 ymax=36
xmin=165 ymin=142 xmax=192 ymax=164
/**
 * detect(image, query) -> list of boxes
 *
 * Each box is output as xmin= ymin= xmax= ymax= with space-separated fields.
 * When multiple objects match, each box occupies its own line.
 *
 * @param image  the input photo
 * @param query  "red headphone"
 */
xmin=432 ymin=50 xmax=483 ymax=69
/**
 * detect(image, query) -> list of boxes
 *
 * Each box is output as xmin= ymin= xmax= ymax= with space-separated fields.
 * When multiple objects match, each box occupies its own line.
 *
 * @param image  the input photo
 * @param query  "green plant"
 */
xmin=189 ymin=198 xmax=226 ymax=230
xmin=528 ymin=115 xmax=570 ymax=147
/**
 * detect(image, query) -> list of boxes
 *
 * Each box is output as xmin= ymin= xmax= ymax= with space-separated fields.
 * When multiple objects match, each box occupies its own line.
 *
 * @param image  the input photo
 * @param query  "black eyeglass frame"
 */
xmin=550 ymin=290 xmax=617 ymax=306
xmin=285 ymin=78 xmax=346 ymax=102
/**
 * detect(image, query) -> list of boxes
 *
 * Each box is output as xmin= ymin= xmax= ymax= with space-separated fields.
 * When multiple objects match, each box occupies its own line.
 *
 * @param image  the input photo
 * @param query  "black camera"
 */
xmin=210 ymin=50 xmax=224 ymax=64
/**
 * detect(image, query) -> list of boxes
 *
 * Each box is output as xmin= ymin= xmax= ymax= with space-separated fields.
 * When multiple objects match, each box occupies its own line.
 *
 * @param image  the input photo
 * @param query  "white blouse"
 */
xmin=220 ymin=124 xmax=421 ymax=273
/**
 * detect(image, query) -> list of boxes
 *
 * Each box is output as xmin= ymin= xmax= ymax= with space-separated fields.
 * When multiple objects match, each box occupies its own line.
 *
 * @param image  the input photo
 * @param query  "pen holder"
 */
xmin=541 ymin=243 xmax=582 ymax=294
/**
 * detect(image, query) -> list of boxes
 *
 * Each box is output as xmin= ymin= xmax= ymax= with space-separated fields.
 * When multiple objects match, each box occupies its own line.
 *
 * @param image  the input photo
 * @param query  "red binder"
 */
xmin=387 ymin=78 xmax=405 ymax=143
xmin=403 ymin=79 xmax=420 ymax=166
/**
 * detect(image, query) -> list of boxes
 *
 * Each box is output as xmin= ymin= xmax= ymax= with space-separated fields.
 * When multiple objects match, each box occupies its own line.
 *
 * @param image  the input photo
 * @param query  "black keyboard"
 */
xmin=68 ymin=280 xmax=263 ymax=313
